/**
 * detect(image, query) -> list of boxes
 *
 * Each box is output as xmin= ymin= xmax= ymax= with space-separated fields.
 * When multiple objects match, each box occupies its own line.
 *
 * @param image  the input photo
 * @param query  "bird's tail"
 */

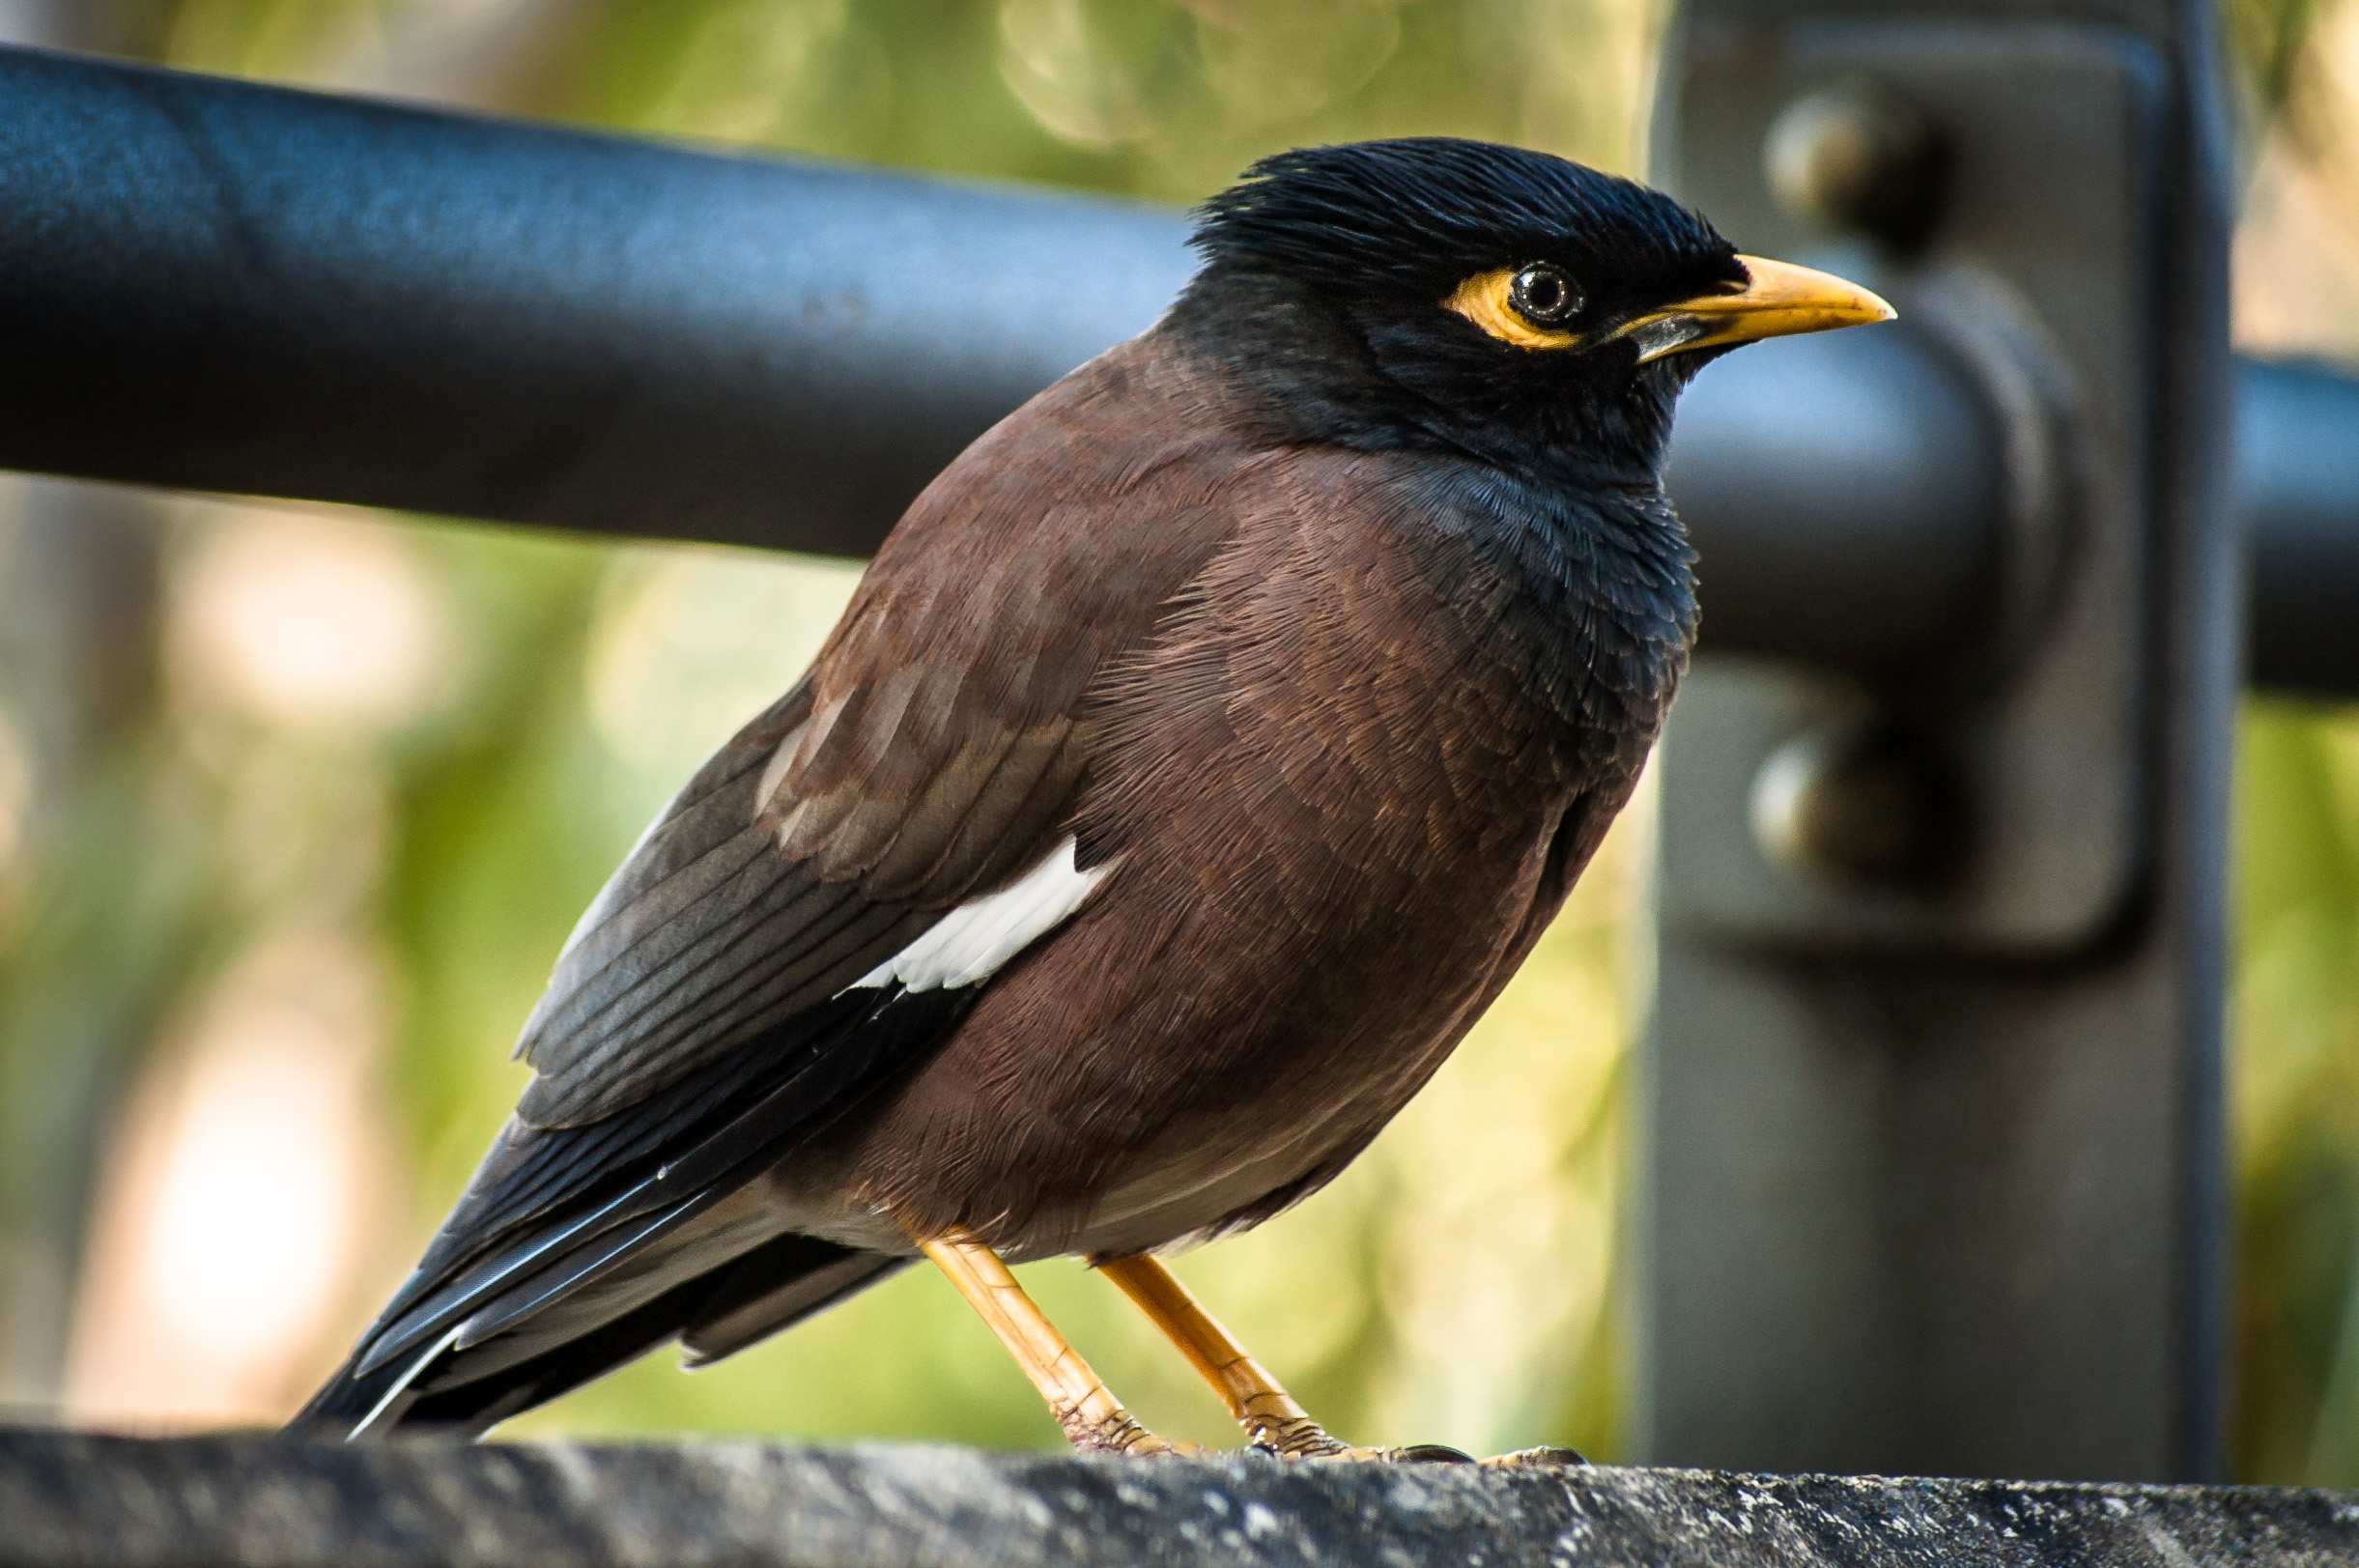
xmin=290 ymin=1232 xmax=906 ymax=1440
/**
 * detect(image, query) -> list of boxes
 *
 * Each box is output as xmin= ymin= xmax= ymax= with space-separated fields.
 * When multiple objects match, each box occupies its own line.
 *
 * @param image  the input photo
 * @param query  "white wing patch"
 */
xmin=850 ymin=838 xmax=1111 ymax=993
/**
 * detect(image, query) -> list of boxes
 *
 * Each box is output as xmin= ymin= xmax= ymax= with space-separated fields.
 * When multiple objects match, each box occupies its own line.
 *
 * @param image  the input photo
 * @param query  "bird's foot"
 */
xmin=1246 ymin=1415 xmax=1473 ymax=1465
xmin=1064 ymin=1410 xmax=1203 ymax=1458
xmin=1246 ymin=1418 xmax=1585 ymax=1468
xmin=1480 ymin=1445 xmax=1590 ymax=1469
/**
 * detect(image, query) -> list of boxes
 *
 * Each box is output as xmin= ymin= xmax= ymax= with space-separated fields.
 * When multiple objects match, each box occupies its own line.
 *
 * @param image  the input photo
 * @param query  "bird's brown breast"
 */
xmin=797 ymin=440 xmax=1681 ymax=1259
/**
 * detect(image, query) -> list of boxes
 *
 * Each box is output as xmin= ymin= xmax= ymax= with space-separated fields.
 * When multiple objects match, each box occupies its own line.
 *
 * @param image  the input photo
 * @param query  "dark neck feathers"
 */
xmin=1406 ymin=455 xmax=1699 ymax=764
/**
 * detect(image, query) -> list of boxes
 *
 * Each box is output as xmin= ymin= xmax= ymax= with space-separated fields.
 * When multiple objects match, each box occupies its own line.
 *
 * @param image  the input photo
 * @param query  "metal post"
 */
xmin=1639 ymin=0 xmax=2235 ymax=1478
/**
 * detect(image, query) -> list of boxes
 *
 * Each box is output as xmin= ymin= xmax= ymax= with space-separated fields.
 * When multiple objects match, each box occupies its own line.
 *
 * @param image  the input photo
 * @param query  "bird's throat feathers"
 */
xmin=1410 ymin=459 xmax=1698 ymax=736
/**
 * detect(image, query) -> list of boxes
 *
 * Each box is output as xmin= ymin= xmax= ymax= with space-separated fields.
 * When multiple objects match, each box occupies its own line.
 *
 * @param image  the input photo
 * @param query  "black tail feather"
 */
xmin=293 ymin=984 xmax=974 ymax=1438
xmin=291 ymin=1232 xmax=898 ymax=1439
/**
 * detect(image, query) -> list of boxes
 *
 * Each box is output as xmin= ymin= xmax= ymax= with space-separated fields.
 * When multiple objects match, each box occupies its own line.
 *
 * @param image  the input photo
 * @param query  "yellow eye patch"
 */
xmin=1443 ymin=268 xmax=1582 ymax=351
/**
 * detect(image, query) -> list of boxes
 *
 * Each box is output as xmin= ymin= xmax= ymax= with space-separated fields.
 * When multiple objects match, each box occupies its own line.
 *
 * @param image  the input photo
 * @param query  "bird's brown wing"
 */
xmin=305 ymin=341 xmax=1255 ymax=1421
xmin=514 ymin=340 xmax=1255 ymax=1128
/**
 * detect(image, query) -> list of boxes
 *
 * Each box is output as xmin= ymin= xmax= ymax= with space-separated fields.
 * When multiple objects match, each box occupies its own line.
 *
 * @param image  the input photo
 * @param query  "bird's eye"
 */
xmin=1509 ymin=263 xmax=1581 ymax=327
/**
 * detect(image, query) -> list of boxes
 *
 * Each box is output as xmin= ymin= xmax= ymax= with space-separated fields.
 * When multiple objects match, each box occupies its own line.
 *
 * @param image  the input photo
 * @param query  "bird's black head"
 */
xmin=1172 ymin=138 xmax=1890 ymax=483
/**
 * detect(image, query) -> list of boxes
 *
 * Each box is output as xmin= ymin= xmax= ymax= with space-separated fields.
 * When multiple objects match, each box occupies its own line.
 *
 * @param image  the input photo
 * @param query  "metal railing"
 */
xmin=0 ymin=0 xmax=2347 ymax=1484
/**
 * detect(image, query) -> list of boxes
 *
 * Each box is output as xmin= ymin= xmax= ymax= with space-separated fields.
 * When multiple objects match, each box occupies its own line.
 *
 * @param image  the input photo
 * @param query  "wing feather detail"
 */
xmin=304 ymin=336 xmax=1271 ymax=1433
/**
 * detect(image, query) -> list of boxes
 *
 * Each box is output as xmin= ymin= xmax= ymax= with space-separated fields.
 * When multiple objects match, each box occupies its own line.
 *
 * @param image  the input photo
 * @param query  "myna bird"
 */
xmin=296 ymin=138 xmax=1890 ymax=1459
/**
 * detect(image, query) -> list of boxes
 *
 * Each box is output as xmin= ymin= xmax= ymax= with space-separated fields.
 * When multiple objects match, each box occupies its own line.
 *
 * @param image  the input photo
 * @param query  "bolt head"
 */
xmin=1750 ymin=724 xmax=1970 ymax=888
xmin=1765 ymin=84 xmax=1947 ymax=248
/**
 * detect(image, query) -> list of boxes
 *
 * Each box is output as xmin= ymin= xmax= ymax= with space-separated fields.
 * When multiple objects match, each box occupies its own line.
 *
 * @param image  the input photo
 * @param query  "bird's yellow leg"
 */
xmin=1098 ymin=1255 xmax=1585 ymax=1468
xmin=916 ymin=1233 xmax=1187 ymax=1457
xmin=1096 ymin=1254 xmax=1475 ymax=1463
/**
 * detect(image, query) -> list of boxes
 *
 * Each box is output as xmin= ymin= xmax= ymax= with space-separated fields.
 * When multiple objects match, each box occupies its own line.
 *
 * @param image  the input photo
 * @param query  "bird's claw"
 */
xmin=1249 ymin=1440 xmax=1477 ymax=1465
xmin=1480 ymin=1445 xmax=1590 ymax=1469
xmin=1383 ymin=1442 xmax=1480 ymax=1465
xmin=1246 ymin=1418 xmax=1475 ymax=1465
xmin=1244 ymin=1422 xmax=1582 ymax=1468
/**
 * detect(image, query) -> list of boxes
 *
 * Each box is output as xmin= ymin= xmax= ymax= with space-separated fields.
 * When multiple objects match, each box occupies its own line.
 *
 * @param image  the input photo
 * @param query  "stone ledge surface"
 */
xmin=4 ymin=1428 xmax=2358 ymax=1567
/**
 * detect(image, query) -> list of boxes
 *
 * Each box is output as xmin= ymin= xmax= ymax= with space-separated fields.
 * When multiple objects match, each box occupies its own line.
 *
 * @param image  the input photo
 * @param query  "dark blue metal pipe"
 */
xmin=2237 ymin=358 xmax=2359 ymax=700
xmin=0 ymin=44 xmax=1191 ymax=560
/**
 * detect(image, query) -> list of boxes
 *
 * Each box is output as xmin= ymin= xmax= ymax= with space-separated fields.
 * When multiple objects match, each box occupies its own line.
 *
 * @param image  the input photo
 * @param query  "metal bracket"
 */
xmin=1640 ymin=1 xmax=2233 ymax=1480
xmin=1663 ymin=24 xmax=2163 ymax=951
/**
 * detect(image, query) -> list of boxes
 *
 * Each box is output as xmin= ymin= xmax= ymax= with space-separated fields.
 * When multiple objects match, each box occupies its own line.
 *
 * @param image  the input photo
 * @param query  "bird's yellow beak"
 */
xmin=1612 ymin=254 xmax=1895 ymax=365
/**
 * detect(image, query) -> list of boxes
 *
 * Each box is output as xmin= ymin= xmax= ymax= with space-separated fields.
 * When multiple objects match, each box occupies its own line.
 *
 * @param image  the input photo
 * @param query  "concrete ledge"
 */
xmin=4 ymin=1429 xmax=2357 ymax=1567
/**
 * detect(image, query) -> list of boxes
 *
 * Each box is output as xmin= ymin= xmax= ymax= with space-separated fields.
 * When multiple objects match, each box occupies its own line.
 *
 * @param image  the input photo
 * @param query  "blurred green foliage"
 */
xmin=0 ymin=0 xmax=2353 ymax=1484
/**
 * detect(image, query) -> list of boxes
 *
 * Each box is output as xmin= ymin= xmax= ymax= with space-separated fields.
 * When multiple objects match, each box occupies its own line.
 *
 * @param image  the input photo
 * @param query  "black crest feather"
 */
xmin=1190 ymin=137 xmax=1730 ymax=295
